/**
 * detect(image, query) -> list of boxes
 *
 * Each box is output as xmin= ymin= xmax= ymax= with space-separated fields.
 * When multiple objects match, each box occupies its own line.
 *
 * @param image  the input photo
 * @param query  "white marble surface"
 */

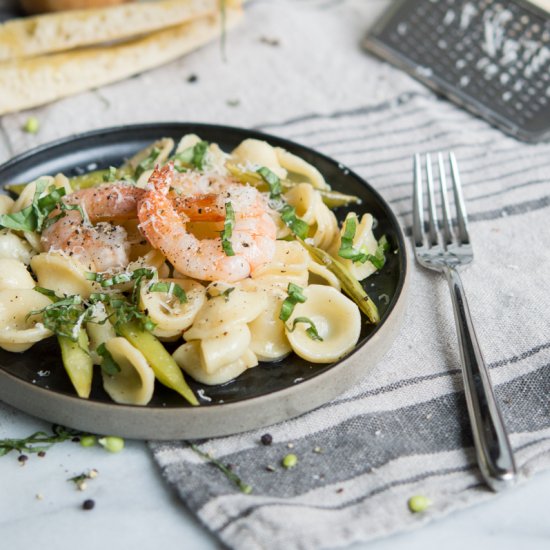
xmin=1 ymin=0 xmax=550 ymax=547
xmin=0 ymin=401 xmax=549 ymax=550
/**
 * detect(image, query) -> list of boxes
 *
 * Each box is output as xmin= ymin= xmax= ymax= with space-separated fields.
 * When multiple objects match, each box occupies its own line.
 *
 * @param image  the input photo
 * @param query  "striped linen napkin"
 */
xmin=1 ymin=0 xmax=549 ymax=548
xmin=145 ymin=3 xmax=550 ymax=549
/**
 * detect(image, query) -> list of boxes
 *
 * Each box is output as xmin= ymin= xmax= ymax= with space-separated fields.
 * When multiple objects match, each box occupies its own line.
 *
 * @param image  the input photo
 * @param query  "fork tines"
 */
xmin=413 ymin=152 xmax=470 ymax=249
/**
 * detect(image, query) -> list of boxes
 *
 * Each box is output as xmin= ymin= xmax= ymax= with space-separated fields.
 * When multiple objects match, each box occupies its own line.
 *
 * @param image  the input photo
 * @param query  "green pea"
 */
xmin=80 ymin=435 xmax=96 ymax=448
xmin=282 ymin=453 xmax=298 ymax=469
xmin=407 ymin=495 xmax=432 ymax=513
xmin=98 ymin=436 xmax=125 ymax=453
xmin=23 ymin=117 xmax=39 ymax=134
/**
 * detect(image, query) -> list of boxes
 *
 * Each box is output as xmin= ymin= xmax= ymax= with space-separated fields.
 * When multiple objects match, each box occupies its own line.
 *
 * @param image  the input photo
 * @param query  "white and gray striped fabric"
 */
xmin=1 ymin=0 xmax=549 ymax=549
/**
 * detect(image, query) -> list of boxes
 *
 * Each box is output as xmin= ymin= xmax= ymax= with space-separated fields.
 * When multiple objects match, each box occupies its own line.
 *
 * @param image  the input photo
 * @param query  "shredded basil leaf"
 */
xmin=221 ymin=201 xmax=236 ymax=256
xmin=135 ymin=147 xmax=161 ymax=179
xmin=338 ymin=216 xmax=389 ymax=270
xmin=0 ymin=180 xmax=90 ymax=234
xmin=279 ymin=283 xmax=307 ymax=322
xmin=280 ymin=204 xmax=309 ymax=240
xmin=96 ymin=343 xmax=121 ymax=375
xmin=0 ymin=180 xmax=64 ymax=232
xmin=287 ymin=316 xmax=324 ymax=341
xmin=257 ymin=166 xmax=282 ymax=200
xmin=29 ymin=289 xmax=91 ymax=341
xmin=102 ymin=166 xmax=118 ymax=182
xmin=172 ymin=141 xmax=210 ymax=172
xmin=149 ymin=281 xmax=187 ymax=303
xmin=86 ymin=268 xmax=155 ymax=288
xmin=89 ymin=293 xmax=156 ymax=332
xmin=221 ymin=287 xmax=235 ymax=302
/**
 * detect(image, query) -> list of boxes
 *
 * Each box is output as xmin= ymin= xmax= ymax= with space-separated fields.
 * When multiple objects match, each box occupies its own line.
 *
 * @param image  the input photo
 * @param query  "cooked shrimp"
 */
xmin=168 ymin=171 xmax=239 ymax=198
xmin=138 ymin=164 xmax=277 ymax=282
xmin=64 ymin=184 xmax=144 ymax=222
xmin=41 ymin=184 xmax=142 ymax=272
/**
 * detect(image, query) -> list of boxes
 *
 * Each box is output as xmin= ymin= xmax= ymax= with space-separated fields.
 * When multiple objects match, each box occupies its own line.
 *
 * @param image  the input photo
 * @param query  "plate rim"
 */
xmin=0 ymin=122 xmax=409 ymax=439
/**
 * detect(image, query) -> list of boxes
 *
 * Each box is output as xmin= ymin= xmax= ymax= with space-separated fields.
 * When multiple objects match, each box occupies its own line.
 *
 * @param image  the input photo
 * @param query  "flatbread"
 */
xmin=0 ymin=6 xmax=242 ymax=115
xmin=0 ymin=0 xmax=222 ymax=62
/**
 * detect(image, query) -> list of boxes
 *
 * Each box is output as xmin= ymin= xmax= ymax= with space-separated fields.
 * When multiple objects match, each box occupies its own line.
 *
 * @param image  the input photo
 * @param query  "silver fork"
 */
xmin=413 ymin=152 xmax=517 ymax=492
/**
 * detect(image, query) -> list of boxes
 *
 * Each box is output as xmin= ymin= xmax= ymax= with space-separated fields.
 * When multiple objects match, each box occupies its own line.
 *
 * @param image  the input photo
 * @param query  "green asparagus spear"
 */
xmin=58 ymin=331 xmax=94 ymax=399
xmin=116 ymin=320 xmax=198 ymax=406
xmin=300 ymin=240 xmax=380 ymax=324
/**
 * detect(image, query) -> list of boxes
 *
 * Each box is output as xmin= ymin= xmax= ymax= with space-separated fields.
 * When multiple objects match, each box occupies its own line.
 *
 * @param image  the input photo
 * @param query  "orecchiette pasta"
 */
xmin=31 ymin=252 xmax=96 ymax=298
xmin=87 ymin=310 xmax=117 ymax=365
xmin=252 ymin=240 xmax=309 ymax=288
xmin=284 ymin=183 xmax=339 ymax=250
xmin=102 ymin=337 xmax=155 ymax=405
xmin=0 ymin=289 xmax=53 ymax=352
xmin=275 ymin=147 xmax=330 ymax=190
xmin=139 ymin=278 xmax=207 ymax=340
xmin=248 ymin=293 xmax=292 ymax=362
xmin=285 ymin=285 xmax=361 ymax=363
xmin=331 ymin=213 xmax=379 ymax=281
xmin=0 ymin=194 xmax=14 ymax=215
xmin=200 ymin=323 xmax=251 ymax=372
xmin=0 ymin=230 xmax=35 ymax=264
xmin=184 ymin=287 xmax=267 ymax=340
xmin=231 ymin=138 xmax=287 ymax=179
xmin=0 ymin=258 xmax=36 ymax=290
xmin=173 ymin=341 xmax=258 ymax=385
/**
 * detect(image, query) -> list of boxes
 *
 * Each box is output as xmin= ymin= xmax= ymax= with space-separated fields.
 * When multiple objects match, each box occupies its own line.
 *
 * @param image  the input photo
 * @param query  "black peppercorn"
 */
xmin=82 ymin=499 xmax=95 ymax=510
xmin=260 ymin=433 xmax=273 ymax=446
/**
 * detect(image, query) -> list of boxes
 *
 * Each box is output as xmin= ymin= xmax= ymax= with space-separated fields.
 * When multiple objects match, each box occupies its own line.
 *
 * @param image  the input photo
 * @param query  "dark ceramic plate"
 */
xmin=0 ymin=123 xmax=409 ymax=439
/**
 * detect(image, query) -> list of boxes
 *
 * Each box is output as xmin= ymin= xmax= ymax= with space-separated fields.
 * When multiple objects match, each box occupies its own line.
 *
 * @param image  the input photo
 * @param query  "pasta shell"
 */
xmin=307 ymin=255 xmax=341 ymax=289
xmin=248 ymin=293 xmax=291 ymax=362
xmin=184 ymin=287 xmax=267 ymax=340
xmin=140 ymin=278 xmax=207 ymax=338
xmin=101 ymin=337 xmax=155 ymax=406
xmin=0 ymin=195 xmax=15 ymax=215
xmin=331 ymin=213 xmax=378 ymax=281
xmin=173 ymin=341 xmax=258 ymax=385
xmin=0 ymin=230 xmax=35 ymax=264
xmin=275 ymin=147 xmax=330 ymax=190
xmin=0 ymin=258 xmax=36 ymax=290
xmin=231 ymin=139 xmax=287 ymax=179
xmin=285 ymin=285 xmax=360 ymax=363
xmin=175 ymin=133 xmax=201 ymax=152
xmin=87 ymin=314 xmax=117 ymax=365
xmin=200 ymin=323 xmax=251 ymax=373
xmin=0 ymin=289 xmax=53 ymax=352
xmin=252 ymin=240 xmax=309 ymax=288
xmin=284 ymin=183 xmax=339 ymax=250
xmin=31 ymin=252 xmax=95 ymax=298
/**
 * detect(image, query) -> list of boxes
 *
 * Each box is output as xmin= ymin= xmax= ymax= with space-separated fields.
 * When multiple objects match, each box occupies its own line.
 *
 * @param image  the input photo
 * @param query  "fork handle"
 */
xmin=443 ymin=265 xmax=517 ymax=492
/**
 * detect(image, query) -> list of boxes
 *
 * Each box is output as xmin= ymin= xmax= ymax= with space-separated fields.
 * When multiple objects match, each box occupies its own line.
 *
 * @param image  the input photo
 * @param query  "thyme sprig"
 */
xmin=0 ymin=425 xmax=84 ymax=457
xmin=190 ymin=443 xmax=252 ymax=494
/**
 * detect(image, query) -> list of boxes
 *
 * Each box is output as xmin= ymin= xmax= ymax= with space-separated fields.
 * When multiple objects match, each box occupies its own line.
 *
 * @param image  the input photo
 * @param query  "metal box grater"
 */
xmin=363 ymin=0 xmax=550 ymax=142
